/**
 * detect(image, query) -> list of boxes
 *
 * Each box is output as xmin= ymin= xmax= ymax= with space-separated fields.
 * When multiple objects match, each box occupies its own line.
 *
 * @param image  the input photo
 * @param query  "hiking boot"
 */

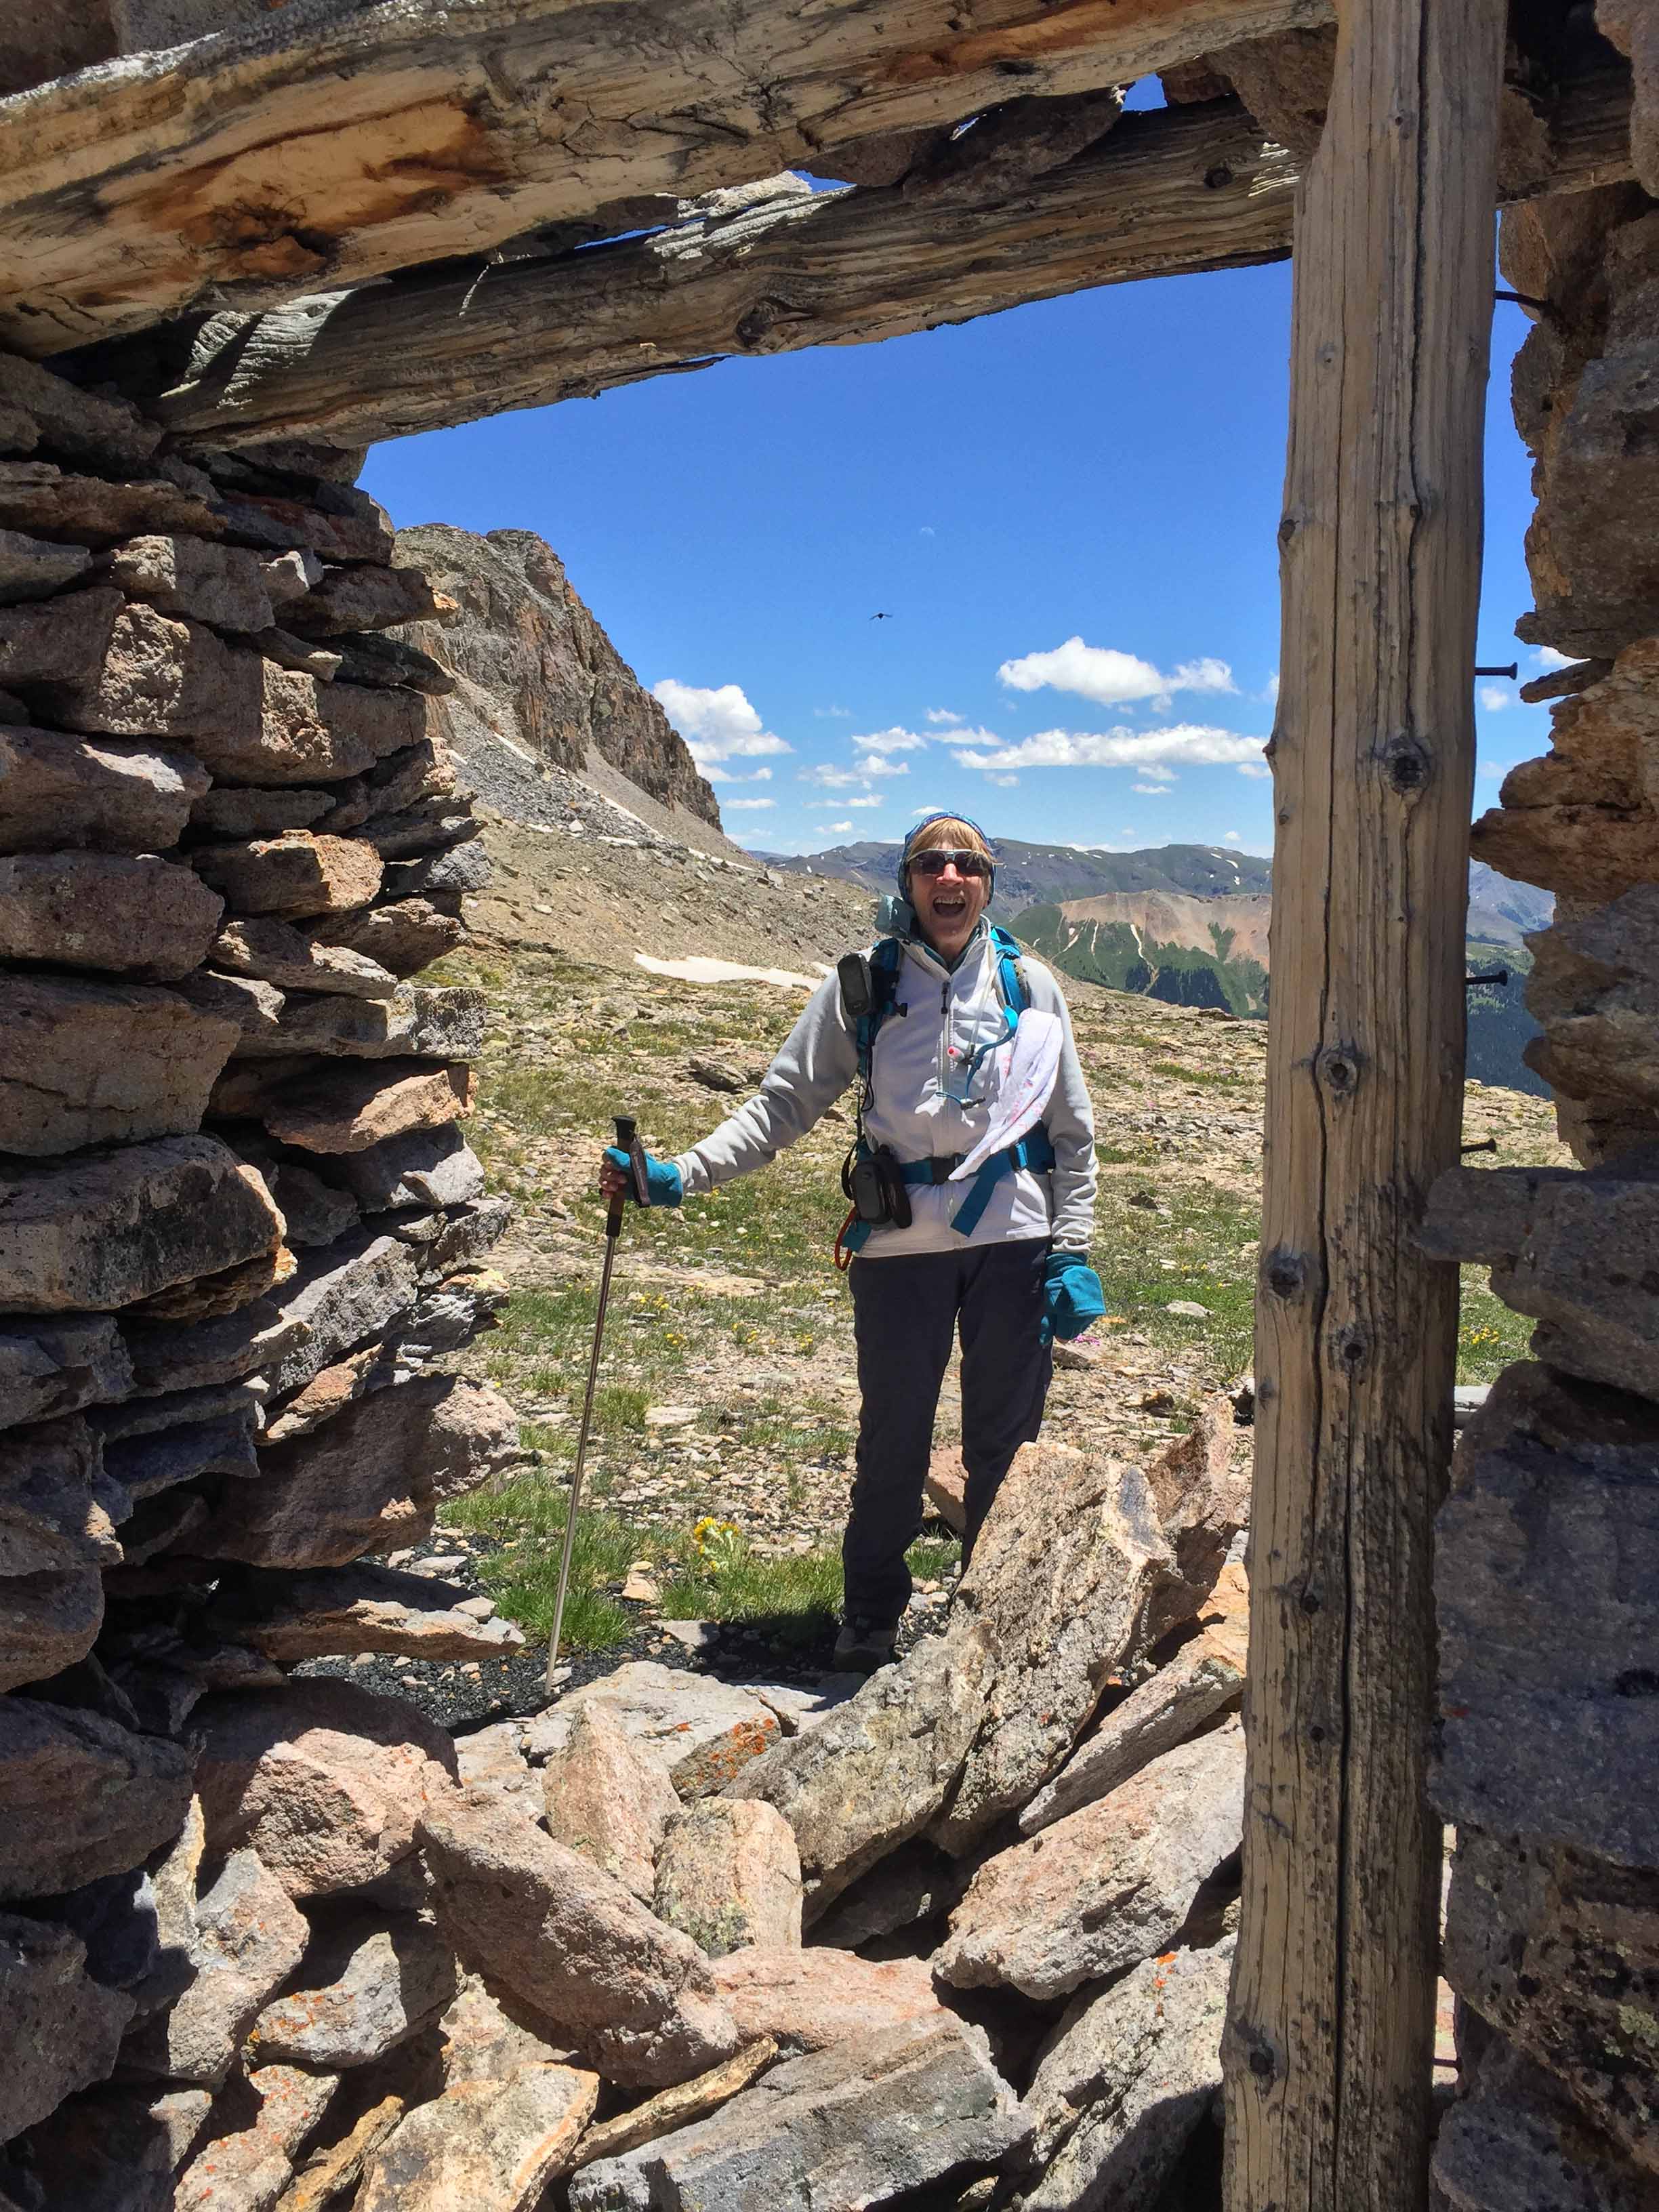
xmin=833 ymin=1616 xmax=898 ymax=1674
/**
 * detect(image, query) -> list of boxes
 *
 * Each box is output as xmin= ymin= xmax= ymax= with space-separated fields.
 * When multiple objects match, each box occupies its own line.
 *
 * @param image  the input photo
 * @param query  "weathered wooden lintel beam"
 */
xmin=0 ymin=0 xmax=1337 ymax=357
xmin=89 ymin=62 xmax=1631 ymax=451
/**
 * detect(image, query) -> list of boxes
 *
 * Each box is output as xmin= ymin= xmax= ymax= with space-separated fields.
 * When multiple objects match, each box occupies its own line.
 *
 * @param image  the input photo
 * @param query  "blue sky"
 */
xmin=364 ymin=219 xmax=1551 ymax=859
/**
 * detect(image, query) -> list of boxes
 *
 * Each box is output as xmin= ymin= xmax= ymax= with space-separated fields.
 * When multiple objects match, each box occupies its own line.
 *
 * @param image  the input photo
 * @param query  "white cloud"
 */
xmin=1477 ymin=760 xmax=1514 ymax=780
xmin=1532 ymin=647 xmax=1574 ymax=670
xmin=815 ymin=704 xmax=852 ymax=718
xmin=863 ymin=755 xmax=910 ymax=779
xmin=1223 ymin=830 xmax=1243 ymax=844
xmin=1263 ymin=670 xmax=1280 ymax=705
xmin=1134 ymin=764 xmax=1176 ymax=785
xmin=1132 ymin=781 xmax=1170 ymax=795
xmin=1235 ymin=760 xmax=1273 ymax=780
xmin=705 ymin=764 xmax=773 ymax=784
xmin=851 ymin=726 xmax=928 ymax=755
xmin=653 ymin=679 xmax=791 ymax=768
xmin=824 ymin=819 xmax=855 ymax=832
xmin=998 ymin=638 xmax=1237 ymax=708
xmin=846 ymin=794 xmax=884 ymax=807
xmin=985 ymin=773 xmax=1019 ymax=787
xmin=1478 ymin=684 xmax=1512 ymax=713
xmin=919 ymin=526 xmax=936 ymax=537
xmin=723 ymin=796 xmax=776 ymax=811
xmin=926 ymin=708 xmax=964 ymax=726
xmin=952 ymin=723 xmax=1267 ymax=772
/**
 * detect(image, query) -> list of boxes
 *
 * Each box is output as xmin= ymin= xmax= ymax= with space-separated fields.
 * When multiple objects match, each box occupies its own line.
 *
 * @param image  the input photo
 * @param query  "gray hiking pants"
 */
xmin=844 ymin=1236 xmax=1053 ymax=1626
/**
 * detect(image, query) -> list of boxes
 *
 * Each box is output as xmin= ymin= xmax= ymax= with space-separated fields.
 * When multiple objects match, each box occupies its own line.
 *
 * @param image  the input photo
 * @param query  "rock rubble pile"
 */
xmin=0 ymin=349 xmax=527 ymax=2200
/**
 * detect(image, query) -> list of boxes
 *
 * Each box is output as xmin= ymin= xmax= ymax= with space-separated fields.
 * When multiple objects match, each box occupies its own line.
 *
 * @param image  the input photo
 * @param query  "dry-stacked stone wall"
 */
xmin=1422 ymin=152 xmax=1659 ymax=2210
xmin=0 ymin=348 xmax=527 ymax=2195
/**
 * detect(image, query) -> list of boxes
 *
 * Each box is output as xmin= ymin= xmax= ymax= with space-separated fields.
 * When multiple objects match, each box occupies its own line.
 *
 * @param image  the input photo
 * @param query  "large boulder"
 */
xmin=1019 ymin=1562 xmax=1248 ymax=1835
xmin=567 ymin=2016 xmax=1028 ymax=2212
xmin=173 ymin=2062 xmax=339 ymax=2212
xmin=249 ymin=1912 xmax=457 ymax=2070
xmin=418 ymin=1783 xmax=743 ymax=2090
xmin=653 ymin=1800 xmax=803 ymax=1958
xmin=540 ymin=1702 xmax=682 ymax=1904
xmin=731 ymin=1420 xmax=1242 ymax=1904
xmin=1017 ymin=1936 xmax=1234 ymax=2211
xmin=526 ymin=1662 xmax=780 ymax=1800
xmin=192 ymin=1681 xmax=458 ymax=1899
xmin=199 ymin=1375 xmax=521 ymax=1568
xmin=355 ymin=2063 xmax=598 ymax=2212
xmin=123 ymin=1848 xmax=308 ymax=2086
xmin=0 ymin=1699 xmax=194 ymax=1901
xmin=935 ymin=1718 xmax=1245 ymax=2001
xmin=0 ymin=1136 xmax=285 ymax=1314
xmin=708 ymin=1948 xmax=947 ymax=2056
xmin=0 ymin=1912 xmax=136 ymax=2146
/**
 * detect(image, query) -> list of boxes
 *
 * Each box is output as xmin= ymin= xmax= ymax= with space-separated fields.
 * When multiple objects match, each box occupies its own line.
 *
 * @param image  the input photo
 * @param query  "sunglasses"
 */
xmin=908 ymin=848 xmax=991 ymax=880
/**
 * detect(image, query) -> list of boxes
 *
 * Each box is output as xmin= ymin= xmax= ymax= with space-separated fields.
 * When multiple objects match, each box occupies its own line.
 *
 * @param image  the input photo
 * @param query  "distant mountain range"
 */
xmin=764 ymin=839 xmax=1553 ymax=943
xmin=762 ymin=838 xmax=1275 ymax=910
xmin=760 ymin=838 xmax=1554 ymax=1092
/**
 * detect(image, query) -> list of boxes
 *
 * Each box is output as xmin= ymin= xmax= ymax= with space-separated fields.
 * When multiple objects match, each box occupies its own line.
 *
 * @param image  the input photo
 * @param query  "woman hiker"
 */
xmin=600 ymin=811 xmax=1103 ymax=1673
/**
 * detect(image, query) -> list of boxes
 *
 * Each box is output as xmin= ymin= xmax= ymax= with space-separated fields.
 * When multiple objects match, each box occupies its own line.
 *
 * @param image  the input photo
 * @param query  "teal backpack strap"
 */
xmin=847 ymin=937 xmax=905 ymax=1104
xmin=988 ymin=924 xmax=1030 ymax=1021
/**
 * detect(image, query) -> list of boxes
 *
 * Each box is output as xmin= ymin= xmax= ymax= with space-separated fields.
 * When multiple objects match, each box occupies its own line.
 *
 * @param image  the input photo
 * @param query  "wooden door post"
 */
xmin=1223 ymin=2 xmax=1504 ymax=2207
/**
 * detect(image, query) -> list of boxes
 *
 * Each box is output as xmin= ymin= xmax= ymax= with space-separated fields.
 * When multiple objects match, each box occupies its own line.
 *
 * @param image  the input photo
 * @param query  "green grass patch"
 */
xmin=1091 ymin=1178 xmax=1259 ymax=1379
xmin=1456 ymin=1267 xmax=1534 ymax=1383
xmin=447 ymin=1477 xmax=640 ymax=1652
xmin=450 ymin=1466 xmax=960 ymax=1653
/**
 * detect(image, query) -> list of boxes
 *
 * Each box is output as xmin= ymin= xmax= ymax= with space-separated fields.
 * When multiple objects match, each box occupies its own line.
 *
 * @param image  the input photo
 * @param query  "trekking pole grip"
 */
xmin=609 ymin=1114 xmax=640 ymax=1237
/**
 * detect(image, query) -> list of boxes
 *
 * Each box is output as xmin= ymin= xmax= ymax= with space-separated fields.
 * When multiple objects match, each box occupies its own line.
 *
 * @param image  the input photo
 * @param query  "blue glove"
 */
xmin=605 ymin=1146 xmax=683 ymax=1207
xmin=1041 ymin=1250 xmax=1105 ymax=1346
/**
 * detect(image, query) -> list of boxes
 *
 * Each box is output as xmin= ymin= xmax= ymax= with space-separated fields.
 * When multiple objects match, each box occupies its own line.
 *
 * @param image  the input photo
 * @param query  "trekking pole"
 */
xmin=546 ymin=1115 xmax=647 ymax=1692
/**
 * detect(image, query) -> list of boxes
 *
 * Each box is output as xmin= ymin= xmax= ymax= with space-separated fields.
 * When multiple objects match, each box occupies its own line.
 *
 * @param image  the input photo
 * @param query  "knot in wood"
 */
xmin=1203 ymin=163 xmax=1233 ymax=190
xmin=1298 ymin=1584 xmax=1322 ymax=1615
xmin=735 ymin=297 xmax=804 ymax=350
xmin=1237 ymin=2023 xmax=1282 ymax=2089
xmin=1379 ymin=727 xmax=1433 ymax=796
xmin=1261 ymin=1246 xmax=1306 ymax=1302
xmin=1334 ymin=1324 xmax=1368 ymax=1371
xmin=1316 ymin=1044 xmax=1360 ymax=1097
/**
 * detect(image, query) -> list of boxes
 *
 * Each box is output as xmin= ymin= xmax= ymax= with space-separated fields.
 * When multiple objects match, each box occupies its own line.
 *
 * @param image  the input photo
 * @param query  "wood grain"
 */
xmin=1221 ymin=0 xmax=1504 ymax=2203
xmin=85 ymin=64 xmax=1629 ymax=451
xmin=0 ymin=0 xmax=1334 ymax=356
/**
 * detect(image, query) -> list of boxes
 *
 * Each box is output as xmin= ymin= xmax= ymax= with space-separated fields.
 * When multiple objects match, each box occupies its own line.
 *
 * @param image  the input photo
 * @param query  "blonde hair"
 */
xmin=907 ymin=816 xmax=992 ymax=859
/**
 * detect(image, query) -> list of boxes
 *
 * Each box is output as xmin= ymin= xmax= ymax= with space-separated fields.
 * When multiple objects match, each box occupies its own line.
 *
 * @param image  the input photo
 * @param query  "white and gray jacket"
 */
xmin=672 ymin=926 xmax=1097 ymax=1258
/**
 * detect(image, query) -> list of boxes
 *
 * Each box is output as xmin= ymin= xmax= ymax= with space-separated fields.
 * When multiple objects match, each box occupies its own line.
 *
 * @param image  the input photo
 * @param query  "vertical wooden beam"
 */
xmin=1223 ymin=1 xmax=1504 ymax=2207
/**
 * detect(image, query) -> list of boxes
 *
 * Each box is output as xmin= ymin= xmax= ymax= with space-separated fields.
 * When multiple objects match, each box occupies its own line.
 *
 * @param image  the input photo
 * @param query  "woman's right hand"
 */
xmin=600 ymin=1146 xmax=684 ymax=1207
